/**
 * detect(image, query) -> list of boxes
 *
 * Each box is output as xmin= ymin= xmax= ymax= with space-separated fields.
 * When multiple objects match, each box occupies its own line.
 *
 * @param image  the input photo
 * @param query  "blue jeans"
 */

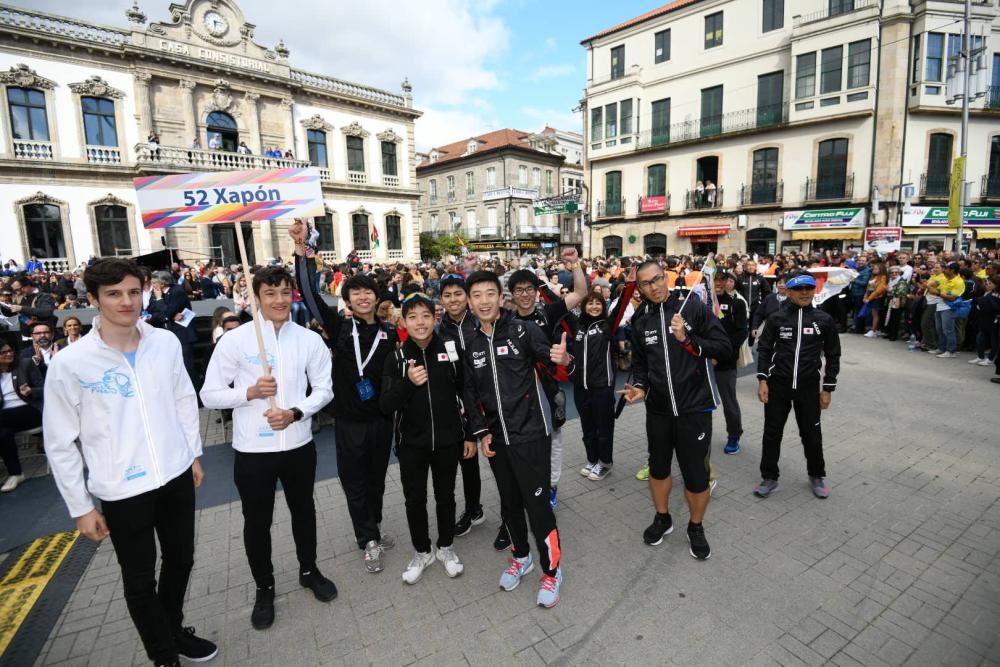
xmin=935 ymin=309 xmax=957 ymax=353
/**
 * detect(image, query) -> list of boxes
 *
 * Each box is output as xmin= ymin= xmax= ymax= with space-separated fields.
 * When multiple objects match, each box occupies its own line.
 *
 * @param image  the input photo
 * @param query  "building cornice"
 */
xmin=416 ymin=145 xmax=566 ymax=175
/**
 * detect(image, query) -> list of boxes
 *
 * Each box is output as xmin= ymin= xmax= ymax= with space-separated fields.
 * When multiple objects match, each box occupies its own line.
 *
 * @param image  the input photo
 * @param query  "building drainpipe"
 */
xmin=868 ymin=0 xmax=885 ymax=231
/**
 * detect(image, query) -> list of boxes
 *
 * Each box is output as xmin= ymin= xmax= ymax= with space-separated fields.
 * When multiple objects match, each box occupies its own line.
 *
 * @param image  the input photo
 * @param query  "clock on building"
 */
xmin=203 ymin=10 xmax=228 ymax=37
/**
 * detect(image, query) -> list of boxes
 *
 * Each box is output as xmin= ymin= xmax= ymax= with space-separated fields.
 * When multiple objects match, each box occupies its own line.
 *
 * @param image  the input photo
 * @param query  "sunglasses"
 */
xmin=441 ymin=273 xmax=464 ymax=281
xmin=402 ymin=291 xmax=433 ymax=303
xmin=788 ymin=286 xmax=815 ymax=292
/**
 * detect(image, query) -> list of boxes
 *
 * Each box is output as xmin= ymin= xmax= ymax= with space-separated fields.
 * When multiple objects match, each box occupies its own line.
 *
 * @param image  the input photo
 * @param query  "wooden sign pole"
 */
xmin=235 ymin=222 xmax=277 ymax=411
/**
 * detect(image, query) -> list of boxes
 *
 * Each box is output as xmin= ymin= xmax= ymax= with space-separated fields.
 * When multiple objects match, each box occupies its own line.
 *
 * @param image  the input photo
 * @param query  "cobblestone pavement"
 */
xmin=33 ymin=336 xmax=1000 ymax=666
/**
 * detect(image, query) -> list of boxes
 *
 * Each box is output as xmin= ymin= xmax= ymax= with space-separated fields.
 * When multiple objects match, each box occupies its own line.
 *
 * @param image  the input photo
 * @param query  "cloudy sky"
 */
xmin=8 ymin=0 xmax=658 ymax=150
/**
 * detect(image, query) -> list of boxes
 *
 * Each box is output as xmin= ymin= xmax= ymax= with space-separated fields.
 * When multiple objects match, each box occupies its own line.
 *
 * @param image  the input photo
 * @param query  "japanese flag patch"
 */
xmin=497 ymin=346 xmax=509 ymax=356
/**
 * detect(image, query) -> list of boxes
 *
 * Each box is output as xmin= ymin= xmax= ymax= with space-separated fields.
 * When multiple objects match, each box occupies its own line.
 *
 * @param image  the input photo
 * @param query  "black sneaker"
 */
xmin=175 ymin=626 xmax=218 ymax=662
xmin=687 ymin=523 xmax=711 ymax=560
xmin=493 ymin=525 xmax=511 ymax=551
xmin=300 ymin=568 xmax=338 ymax=602
xmin=455 ymin=505 xmax=485 ymax=537
xmin=643 ymin=513 xmax=674 ymax=546
xmin=251 ymin=586 xmax=275 ymax=630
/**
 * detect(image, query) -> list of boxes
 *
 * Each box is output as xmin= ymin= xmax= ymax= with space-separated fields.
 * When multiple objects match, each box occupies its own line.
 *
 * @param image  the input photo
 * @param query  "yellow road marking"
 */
xmin=0 ymin=531 xmax=79 ymax=655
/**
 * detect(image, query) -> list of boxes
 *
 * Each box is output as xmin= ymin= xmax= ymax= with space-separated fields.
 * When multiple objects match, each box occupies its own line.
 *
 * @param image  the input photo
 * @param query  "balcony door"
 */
xmin=926 ymin=133 xmax=953 ymax=197
xmin=206 ymin=111 xmax=238 ymax=152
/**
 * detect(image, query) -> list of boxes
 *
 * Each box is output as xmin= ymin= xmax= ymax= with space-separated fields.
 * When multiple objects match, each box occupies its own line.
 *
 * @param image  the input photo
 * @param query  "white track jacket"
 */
xmin=44 ymin=319 xmax=202 ymax=518
xmin=200 ymin=317 xmax=332 ymax=453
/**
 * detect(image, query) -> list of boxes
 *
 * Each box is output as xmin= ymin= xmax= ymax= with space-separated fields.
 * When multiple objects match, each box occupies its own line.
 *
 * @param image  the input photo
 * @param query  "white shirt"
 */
xmin=1 ymin=372 xmax=26 ymax=410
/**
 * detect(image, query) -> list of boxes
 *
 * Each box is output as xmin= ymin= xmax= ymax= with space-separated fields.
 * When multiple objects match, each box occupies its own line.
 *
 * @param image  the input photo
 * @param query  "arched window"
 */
xmin=386 ymin=214 xmax=402 ymax=251
xmin=925 ymin=133 xmax=953 ymax=197
xmin=746 ymin=227 xmax=777 ymax=256
xmin=307 ymin=130 xmax=328 ymax=168
xmin=643 ymin=233 xmax=667 ymax=256
xmin=352 ymin=213 xmax=370 ymax=250
xmin=95 ymin=205 xmax=131 ymax=256
xmin=206 ymin=111 xmax=238 ymax=152
xmin=82 ymin=97 xmax=117 ymax=146
xmin=603 ymin=235 xmax=623 ymax=257
xmin=751 ymin=148 xmax=779 ymax=203
xmin=8 ymin=87 xmax=49 ymax=141
xmin=313 ymin=214 xmax=335 ymax=252
xmin=23 ymin=203 xmax=65 ymax=258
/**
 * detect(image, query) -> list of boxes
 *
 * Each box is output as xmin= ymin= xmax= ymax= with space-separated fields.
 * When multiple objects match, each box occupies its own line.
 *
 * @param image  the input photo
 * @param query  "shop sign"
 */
xmin=902 ymin=206 xmax=1000 ymax=228
xmin=863 ymin=227 xmax=902 ymax=254
xmin=782 ymin=208 xmax=866 ymax=230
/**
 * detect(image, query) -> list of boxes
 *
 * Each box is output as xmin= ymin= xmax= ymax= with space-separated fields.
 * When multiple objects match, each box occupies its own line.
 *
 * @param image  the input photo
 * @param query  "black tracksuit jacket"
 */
xmin=437 ymin=309 xmax=477 ymax=353
xmin=715 ymin=292 xmax=749 ymax=373
xmin=756 ymin=301 xmax=841 ymax=392
xmin=294 ymin=255 xmax=399 ymax=420
xmin=736 ymin=272 xmax=772 ymax=312
xmin=630 ymin=293 xmax=733 ymax=416
xmin=463 ymin=311 xmax=569 ymax=447
xmin=380 ymin=334 xmax=469 ymax=450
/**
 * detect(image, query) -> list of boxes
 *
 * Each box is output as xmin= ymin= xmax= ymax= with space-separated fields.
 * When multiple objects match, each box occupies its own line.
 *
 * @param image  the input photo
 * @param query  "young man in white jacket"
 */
xmin=200 ymin=266 xmax=334 ymax=631
xmin=44 ymin=258 xmax=216 ymax=667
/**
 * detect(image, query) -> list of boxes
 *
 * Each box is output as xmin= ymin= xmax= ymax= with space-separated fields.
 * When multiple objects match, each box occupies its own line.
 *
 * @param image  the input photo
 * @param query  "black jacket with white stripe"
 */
xmin=756 ymin=301 xmax=841 ymax=392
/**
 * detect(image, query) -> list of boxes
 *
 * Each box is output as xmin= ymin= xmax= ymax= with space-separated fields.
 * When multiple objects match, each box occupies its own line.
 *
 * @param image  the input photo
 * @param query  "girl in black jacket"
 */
xmin=571 ymin=271 xmax=635 ymax=481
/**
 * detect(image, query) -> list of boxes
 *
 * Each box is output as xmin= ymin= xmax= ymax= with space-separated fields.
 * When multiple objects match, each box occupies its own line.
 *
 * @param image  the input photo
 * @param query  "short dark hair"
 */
xmin=221 ymin=315 xmax=242 ymax=327
xmin=342 ymin=274 xmax=379 ymax=303
xmin=251 ymin=266 xmax=295 ymax=296
xmin=11 ymin=272 xmax=32 ymax=287
xmin=508 ymin=269 xmax=540 ymax=290
xmin=465 ymin=270 xmax=502 ymax=294
xmin=84 ymin=258 xmax=144 ymax=297
xmin=30 ymin=321 xmax=53 ymax=334
xmin=401 ymin=293 xmax=435 ymax=317
xmin=636 ymin=260 xmax=662 ymax=275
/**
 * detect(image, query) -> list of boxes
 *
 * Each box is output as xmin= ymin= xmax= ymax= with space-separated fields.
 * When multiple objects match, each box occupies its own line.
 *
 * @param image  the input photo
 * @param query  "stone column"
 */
xmin=243 ymin=91 xmax=261 ymax=154
xmin=133 ymin=69 xmax=153 ymax=137
xmin=258 ymin=219 xmax=274 ymax=262
xmin=280 ymin=97 xmax=295 ymax=157
xmin=178 ymin=79 xmax=197 ymax=147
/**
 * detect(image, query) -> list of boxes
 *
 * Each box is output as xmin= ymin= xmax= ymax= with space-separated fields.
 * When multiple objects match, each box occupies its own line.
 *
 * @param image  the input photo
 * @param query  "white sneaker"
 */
xmin=588 ymin=463 xmax=612 ymax=481
xmin=926 ymin=349 xmax=942 ymax=355
xmin=977 ymin=358 xmax=993 ymax=366
xmin=968 ymin=358 xmax=983 ymax=364
xmin=401 ymin=549 xmax=435 ymax=584
xmin=864 ymin=331 xmax=877 ymax=338
xmin=435 ymin=545 xmax=464 ymax=578
xmin=579 ymin=462 xmax=596 ymax=477
xmin=1 ymin=474 xmax=25 ymax=493
xmin=937 ymin=352 xmax=957 ymax=359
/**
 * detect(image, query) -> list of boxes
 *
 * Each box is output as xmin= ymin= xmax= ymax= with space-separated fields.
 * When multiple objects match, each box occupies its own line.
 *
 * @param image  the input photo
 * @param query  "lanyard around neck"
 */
xmin=351 ymin=318 xmax=381 ymax=378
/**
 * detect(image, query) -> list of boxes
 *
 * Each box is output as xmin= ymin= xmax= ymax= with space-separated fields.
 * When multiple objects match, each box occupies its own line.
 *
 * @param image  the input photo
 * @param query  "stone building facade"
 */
xmin=0 ymin=0 xmax=422 ymax=271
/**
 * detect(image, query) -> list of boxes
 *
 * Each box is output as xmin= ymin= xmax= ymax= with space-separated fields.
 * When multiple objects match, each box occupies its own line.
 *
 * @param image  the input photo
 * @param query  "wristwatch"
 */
xmin=290 ymin=407 xmax=304 ymax=422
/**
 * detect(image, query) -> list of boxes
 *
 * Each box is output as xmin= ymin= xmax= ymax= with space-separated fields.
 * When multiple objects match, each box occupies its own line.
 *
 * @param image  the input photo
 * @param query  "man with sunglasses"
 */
xmin=506 ymin=249 xmax=588 ymax=517
xmin=436 ymin=272 xmax=485 ymax=538
xmin=753 ymin=271 xmax=841 ymax=500
xmin=619 ymin=261 xmax=732 ymax=560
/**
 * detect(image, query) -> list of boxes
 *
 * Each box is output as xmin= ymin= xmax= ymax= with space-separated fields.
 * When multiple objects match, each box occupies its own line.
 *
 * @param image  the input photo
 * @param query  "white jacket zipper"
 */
xmin=792 ymin=308 xmax=803 ymax=390
xmin=422 ymin=348 xmax=435 ymax=451
xmin=660 ymin=307 xmax=679 ymax=416
xmin=125 ymin=350 xmax=164 ymax=487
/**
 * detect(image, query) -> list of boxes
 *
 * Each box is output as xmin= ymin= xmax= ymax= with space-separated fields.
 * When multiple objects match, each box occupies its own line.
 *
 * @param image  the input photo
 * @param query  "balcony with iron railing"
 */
xmin=793 ymin=0 xmax=879 ymax=28
xmin=635 ymin=102 xmax=788 ymax=150
xmin=685 ymin=188 xmax=724 ymax=211
xmin=920 ymin=173 xmax=950 ymax=199
xmin=595 ymin=199 xmax=626 ymax=218
xmin=982 ymin=174 xmax=1000 ymax=200
xmin=987 ymin=86 xmax=1000 ymax=110
xmin=804 ymin=173 xmax=855 ymax=201
xmin=739 ymin=181 xmax=784 ymax=206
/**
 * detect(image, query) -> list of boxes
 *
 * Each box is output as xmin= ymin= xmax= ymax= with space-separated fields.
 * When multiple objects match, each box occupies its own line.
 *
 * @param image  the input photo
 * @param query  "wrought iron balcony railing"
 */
xmin=805 ymin=173 xmax=854 ymax=201
xmin=636 ymin=102 xmax=788 ymax=150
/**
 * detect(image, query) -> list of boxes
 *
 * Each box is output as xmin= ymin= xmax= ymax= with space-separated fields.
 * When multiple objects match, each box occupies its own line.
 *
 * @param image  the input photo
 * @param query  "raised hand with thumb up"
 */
xmin=406 ymin=358 xmax=428 ymax=386
xmin=550 ymin=331 xmax=571 ymax=366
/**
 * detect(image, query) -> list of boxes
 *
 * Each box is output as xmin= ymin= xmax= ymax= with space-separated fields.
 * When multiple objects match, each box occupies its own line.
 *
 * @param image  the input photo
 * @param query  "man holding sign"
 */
xmin=201 ymin=266 xmax=334 ymax=630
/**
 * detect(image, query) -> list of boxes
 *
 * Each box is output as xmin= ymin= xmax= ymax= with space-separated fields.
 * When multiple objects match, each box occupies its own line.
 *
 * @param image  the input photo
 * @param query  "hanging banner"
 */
xmin=863 ymin=227 xmax=903 ymax=254
xmin=947 ymin=156 xmax=965 ymax=229
xmin=902 ymin=206 xmax=1000 ymax=228
xmin=782 ymin=208 xmax=866 ymax=230
xmin=133 ymin=168 xmax=324 ymax=229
